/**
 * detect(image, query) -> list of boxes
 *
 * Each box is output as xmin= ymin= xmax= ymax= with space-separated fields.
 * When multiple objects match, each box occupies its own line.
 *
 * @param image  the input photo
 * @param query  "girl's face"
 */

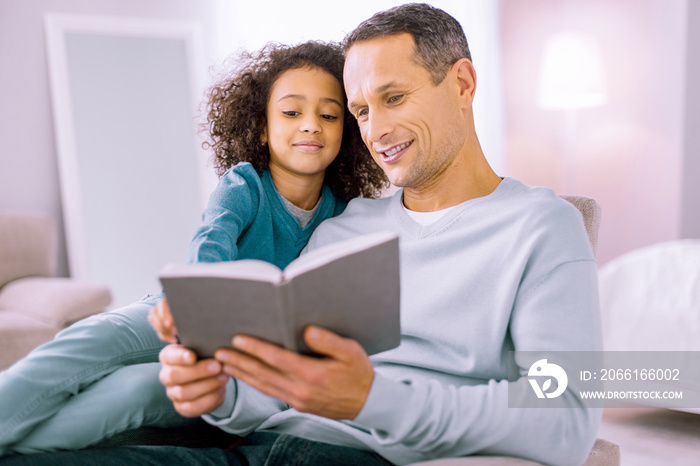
xmin=262 ymin=66 xmax=345 ymax=182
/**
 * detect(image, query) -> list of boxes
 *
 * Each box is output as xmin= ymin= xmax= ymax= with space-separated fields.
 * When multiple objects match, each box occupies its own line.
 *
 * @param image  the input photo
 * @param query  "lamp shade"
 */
xmin=537 ymin=33 xmax=608 ymax=109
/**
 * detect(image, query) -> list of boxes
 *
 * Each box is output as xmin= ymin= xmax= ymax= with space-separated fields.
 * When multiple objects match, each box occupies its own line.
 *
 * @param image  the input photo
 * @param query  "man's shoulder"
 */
xmin=306 ymin=194 xmax=396 ymax=250
xmin=500 ymin=177 xmax=581 ymax=223
xmin=501 ymin=177 xmax=593 ymax=258
xmin=346 ymin=194 xmax=394 ymax=213
xmin=324 ymin=192 xmax=394 ymax=223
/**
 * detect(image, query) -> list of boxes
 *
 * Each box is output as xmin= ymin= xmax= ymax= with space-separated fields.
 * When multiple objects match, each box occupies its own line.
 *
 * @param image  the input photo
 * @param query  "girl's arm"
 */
xmin=186 ymin=164 xmax=261 ymax=264
xmin=149 ymin=298 xmax=178 ymax=343
xmin=151 ymin=164 xmax=261 ymax=342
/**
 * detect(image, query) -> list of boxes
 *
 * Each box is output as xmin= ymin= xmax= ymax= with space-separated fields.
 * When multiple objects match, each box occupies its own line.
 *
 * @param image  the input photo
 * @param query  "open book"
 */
xmin=159 ymin=231 xmax=401 ymax=358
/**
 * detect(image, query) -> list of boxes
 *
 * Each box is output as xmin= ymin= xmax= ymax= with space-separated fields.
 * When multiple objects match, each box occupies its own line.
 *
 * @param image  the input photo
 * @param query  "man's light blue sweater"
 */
xmin=204 ymin=177 xmax=603 ymax=466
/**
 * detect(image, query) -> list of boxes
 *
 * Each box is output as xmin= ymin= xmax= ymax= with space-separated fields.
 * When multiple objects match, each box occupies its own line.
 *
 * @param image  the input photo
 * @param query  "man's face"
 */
xmin=343 ymin=33 xmax=468 ymax=190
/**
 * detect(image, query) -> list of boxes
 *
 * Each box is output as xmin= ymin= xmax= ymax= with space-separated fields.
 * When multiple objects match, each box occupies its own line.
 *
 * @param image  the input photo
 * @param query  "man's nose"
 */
xmin=365 ymin=108 xmax=393 ymax=144
xmin=300 ymin=115 xmax=322 ymax=133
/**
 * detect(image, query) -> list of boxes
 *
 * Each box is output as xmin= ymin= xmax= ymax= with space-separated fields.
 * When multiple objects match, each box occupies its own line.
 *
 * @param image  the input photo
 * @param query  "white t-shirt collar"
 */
xmin=401 ymin=199 xmax=458 ymax=226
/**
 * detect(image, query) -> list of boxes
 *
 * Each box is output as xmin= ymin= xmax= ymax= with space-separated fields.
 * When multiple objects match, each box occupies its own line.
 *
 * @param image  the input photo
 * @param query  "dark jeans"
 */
xmin=0 ymin=432 xmax=395 ymax=466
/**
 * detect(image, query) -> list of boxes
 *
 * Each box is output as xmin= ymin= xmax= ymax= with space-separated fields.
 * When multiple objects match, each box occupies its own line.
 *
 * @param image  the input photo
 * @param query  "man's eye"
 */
xmin=283 ymin=111 xmax=300 ymax=117
xmin=357 ymin=108 xmax=369 ymax=118
xmin=388 ymin=95 xmax=403 ymax=104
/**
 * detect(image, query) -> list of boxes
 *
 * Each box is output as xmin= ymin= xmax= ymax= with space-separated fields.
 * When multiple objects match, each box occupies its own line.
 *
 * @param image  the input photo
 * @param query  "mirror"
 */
xmin=45 ymin=14 xmax=215 ymax=308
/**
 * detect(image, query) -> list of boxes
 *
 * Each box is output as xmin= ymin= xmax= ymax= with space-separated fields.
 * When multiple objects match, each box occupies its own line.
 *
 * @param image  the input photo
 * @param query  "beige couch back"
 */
xmin=0 ymin=211 xmax=56 ymax=288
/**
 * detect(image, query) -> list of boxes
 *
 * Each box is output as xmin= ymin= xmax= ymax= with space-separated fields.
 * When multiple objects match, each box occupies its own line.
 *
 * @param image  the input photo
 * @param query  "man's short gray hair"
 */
xmin=342 ymin=3 xmax=472 ymax=85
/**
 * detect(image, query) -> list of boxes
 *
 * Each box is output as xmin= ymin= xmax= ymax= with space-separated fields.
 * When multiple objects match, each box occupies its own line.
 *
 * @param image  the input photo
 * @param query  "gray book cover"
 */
xmin=159 ymin=231 xmax=401 ymax=358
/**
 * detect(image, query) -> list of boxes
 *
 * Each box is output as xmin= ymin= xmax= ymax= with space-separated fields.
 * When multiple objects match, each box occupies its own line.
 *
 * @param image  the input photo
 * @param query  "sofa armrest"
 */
xmin=0 ymin=277 xmax=112 ymax=327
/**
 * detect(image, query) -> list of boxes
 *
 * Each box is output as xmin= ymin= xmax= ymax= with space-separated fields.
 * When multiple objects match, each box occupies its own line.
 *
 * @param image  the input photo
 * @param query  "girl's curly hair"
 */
xmin=202 ymin=41 xmax=388 ymax=202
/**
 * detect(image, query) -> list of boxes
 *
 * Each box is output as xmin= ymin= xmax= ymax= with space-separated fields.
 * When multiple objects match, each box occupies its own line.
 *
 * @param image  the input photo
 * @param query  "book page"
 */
xmin=283 ymin=230 xmax=397 ymax=280
xmin=160 ymin=260 xmax=282 ymax=284
xmin=285 ymin=232 xmax=401 ymax=355
xmin=161 ymin=276 xmax=287 ymax=358
xmin=158 ymin=231 xmax=401 ymax=357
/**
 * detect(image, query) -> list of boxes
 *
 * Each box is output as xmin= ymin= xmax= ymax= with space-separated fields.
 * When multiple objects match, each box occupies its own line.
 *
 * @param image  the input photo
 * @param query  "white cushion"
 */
xmin=599 ymin=239 xmax=700 ymax=351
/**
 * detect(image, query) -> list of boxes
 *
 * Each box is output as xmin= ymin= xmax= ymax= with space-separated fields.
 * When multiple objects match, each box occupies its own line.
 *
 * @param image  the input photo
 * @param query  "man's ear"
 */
xmin=453 ymin=58 xmax=477 ymax=106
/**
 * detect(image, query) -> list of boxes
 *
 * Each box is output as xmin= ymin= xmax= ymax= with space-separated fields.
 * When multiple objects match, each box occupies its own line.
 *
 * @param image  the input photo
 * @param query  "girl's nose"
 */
xmin=300 ymin=115 xmax=321 ymax=133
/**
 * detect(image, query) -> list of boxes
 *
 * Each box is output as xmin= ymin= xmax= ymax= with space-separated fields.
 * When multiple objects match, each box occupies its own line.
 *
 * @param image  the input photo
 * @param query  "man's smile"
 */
xmin=378 ymin=140 xmax=414 ymax=163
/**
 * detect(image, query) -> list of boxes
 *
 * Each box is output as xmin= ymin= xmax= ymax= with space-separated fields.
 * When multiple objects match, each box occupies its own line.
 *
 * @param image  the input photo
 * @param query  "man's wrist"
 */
xmin=208 ymin=377 xmax=236 ymax=419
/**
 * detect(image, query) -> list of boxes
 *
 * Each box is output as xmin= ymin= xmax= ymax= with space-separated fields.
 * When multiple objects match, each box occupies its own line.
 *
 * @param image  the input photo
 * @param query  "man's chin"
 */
xmin=384 ymin=173 xmax=412 ymax=189
xmin=380 ymin=168 xmax=405 ymax=187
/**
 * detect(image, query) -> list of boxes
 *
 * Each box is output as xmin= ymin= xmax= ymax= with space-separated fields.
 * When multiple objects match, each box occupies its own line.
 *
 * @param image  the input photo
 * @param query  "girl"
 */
xmin=0 ymin=41 xmax=386 ymax=455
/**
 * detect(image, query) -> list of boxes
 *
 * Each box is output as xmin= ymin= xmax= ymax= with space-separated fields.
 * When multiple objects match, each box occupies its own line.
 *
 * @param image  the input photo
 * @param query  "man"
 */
xmin=6 ymin=4 xmax=601 ymax=465
xmin=159 ymin=3 xmax=602 ymax=465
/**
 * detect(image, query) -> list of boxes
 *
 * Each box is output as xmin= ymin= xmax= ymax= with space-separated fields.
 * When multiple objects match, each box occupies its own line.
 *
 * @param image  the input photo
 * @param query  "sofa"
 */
xmin=0 ymin=211 xmax=112 ymax=370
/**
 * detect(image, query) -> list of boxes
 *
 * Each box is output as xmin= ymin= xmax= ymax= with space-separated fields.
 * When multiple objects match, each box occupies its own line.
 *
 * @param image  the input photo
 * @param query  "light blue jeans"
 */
xmin=0 ymin=295 xmax=192 ymax=455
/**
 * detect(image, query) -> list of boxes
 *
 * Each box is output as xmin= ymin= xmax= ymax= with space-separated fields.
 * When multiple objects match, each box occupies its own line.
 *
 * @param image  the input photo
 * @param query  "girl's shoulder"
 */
xmin=217 ymin=162 xmax=267 ymax=192
xmin=209 ymin=162 xmax=266 ymax=208
xmin=220 ymin=161 xmax=262 ymax=183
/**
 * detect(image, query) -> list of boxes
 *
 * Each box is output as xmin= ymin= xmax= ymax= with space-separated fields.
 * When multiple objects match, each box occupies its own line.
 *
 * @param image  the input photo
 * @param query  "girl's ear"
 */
xmin=260 ymin=127 xmax=268 ymax=145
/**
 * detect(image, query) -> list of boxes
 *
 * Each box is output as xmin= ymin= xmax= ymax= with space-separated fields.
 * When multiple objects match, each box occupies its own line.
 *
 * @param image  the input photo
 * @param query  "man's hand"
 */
xmin=158 ymin=344 xmax=229 ymax=417
xmin=215 ymin=326 xmax=374 ymax=420
xmin=149 ymin=298 xmax=179 ymax=343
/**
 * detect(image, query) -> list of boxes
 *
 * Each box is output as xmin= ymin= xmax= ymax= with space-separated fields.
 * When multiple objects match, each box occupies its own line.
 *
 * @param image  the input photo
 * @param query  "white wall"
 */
xmin=501 ymin=0 xmax=696 ymax=266
xmin=2 ymin=0 xmax=697 ymax=290
xmin=0 ymin=0 xmax=502 ymax=284
xmin=0 ymin=0 xmax=220 ymax=278
xmin=215 ymin=0 xmax=504 ymax=176
xmin=682 ymin=0 xmax=700 ymax=238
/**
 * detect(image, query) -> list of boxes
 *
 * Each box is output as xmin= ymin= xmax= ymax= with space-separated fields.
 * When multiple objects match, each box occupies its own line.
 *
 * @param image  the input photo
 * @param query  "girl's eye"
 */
xmin=283 ymin=111 xmax=300 ymax=117
xmin=321 ymin=114 xmax=339 ymax=121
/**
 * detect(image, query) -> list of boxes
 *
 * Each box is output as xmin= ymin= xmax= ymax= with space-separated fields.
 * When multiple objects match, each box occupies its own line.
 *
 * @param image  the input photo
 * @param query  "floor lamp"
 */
xmin=537 ymin=32 xmax=608 ymax=194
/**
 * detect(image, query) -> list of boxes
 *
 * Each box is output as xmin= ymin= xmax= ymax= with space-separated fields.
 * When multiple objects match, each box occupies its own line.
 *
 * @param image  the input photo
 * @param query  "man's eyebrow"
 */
xmin=347 ymin=81 xmax=400 ymax=111
xmin=278 ymin=94 xmax=344 ymax=108
xmin=376 ymin=81 xmax=399 ymax=94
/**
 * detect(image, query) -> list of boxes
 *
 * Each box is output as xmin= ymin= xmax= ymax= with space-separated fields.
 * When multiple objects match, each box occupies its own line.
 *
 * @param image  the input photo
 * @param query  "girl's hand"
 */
xmin=148 ymin=298 xmax=179 ymax=343
xmin=159 ymin=344 xmax=227 ymax=417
